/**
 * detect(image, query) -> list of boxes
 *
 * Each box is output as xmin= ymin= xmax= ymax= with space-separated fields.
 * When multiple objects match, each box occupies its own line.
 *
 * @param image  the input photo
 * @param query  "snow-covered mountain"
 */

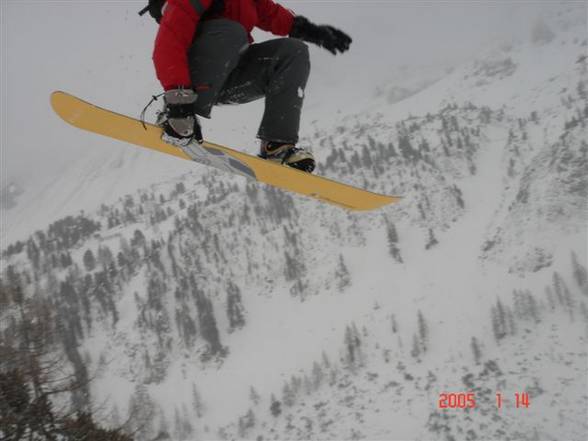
xmin=1 ymin=4 xmax=587 ymax=441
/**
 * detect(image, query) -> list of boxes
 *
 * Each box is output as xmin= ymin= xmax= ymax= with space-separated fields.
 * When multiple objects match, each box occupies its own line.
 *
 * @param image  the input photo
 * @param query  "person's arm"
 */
xmin=256 ymin=0 xmax=352 ymax=55
xmin=255 ymin=0 xmax=295 ymax=36
xmin=153 ymin=0 xmax=213 ymax=90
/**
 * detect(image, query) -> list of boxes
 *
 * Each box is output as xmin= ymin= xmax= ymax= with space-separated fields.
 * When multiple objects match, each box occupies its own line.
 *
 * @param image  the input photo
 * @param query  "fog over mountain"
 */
xmin=3 ymin=1 xmax=569 ymax=185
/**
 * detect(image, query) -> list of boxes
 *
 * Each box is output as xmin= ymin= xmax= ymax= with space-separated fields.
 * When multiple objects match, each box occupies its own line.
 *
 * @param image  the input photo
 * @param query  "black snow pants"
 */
xmin=188 ymin=19 xmax=310 ymax=144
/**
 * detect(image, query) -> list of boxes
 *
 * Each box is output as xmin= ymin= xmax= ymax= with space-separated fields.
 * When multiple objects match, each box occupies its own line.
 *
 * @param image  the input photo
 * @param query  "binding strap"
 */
xmin=139 ymin=92 xmax=164 ymax=130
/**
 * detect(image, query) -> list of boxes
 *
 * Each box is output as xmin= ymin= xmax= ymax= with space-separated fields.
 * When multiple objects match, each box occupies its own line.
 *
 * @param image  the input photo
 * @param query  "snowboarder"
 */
xmin=143 ymin=0 xmax=352 ymax=173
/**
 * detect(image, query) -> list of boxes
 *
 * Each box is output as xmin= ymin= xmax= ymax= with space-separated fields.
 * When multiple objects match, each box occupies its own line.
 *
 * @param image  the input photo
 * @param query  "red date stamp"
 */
xmin=438 ymin=392 xmax=530 ymax=409
xmin=438 ymin=393 xmax=476 ymax=409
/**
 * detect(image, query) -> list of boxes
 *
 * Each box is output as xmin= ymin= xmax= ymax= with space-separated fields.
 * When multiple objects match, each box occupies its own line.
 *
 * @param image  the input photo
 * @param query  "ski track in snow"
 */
xmin=411 ymin=129 xmax=508 ymax=350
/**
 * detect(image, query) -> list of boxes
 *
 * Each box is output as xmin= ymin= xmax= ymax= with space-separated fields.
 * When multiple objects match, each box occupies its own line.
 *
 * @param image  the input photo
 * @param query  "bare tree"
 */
xmin=0 ymin=284 xmax=131 ymax=440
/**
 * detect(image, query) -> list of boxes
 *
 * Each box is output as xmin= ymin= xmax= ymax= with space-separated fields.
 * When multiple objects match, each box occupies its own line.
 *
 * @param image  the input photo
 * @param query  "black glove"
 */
xmin=289 ymin=16 xmax=352 ymax=55
xmin=146 ymin=0 xmax=165 ymax=24
xmin=161 ymin=88 xmax=203 ymax=143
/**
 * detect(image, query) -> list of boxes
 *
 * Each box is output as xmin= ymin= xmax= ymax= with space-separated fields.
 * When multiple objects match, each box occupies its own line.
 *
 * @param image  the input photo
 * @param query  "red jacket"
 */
xmin=153 ymin=0 xmax=295 ymax=90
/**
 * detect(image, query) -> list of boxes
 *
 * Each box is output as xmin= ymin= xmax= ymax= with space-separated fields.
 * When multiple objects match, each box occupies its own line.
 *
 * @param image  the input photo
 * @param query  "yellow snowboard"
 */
xmin=50 ymin=91 xmax=400 ymax=211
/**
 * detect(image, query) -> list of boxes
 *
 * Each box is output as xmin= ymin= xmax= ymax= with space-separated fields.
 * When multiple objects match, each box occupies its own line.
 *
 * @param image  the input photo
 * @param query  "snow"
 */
xmin=2 ymin=3 xmax=587 ymax=440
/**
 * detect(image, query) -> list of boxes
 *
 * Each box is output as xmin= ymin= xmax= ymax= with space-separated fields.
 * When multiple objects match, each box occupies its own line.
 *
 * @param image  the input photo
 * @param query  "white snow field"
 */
xmin=1 ymin=2 xmax=587 ymax=441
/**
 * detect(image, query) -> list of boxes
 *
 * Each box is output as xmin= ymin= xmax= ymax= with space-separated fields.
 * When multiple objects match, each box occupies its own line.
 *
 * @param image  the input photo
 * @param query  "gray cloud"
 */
xmin=2 ymin=1 xmax=577 ymax=186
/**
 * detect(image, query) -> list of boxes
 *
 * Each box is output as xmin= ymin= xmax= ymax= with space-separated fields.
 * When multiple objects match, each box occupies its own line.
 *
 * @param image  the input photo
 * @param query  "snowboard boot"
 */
xmin=259 ymin=140 xmax=315 ymax=173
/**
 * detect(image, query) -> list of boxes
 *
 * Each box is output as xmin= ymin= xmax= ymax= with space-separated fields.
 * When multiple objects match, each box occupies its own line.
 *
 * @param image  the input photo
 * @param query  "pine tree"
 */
xmin=571 ymin=252 xmax=588 ymax=295
xmin=553 ymin=271 xmax=575 ymax=319
xmin=398 ymin=135 xmax=419 ymax=162
xmin=131 ymin=229 xmax=146 ymax=248
xmin=417 ymin=310 xmax=428 ymax=353
xmin=525 ymin=291 xmax=541 ymax=323
xmin=192 ymin=383 xmax=205 ymax=417
xmin=452 ymin=185 xmax=465 ymax=209
xmin=390 ymin=314 xmax=398 ymax=334
xmin=237 ymin=409 xmax=255 ymax=438
xmin=60 ymin=252 xmax=73 ymax=269
xmin=25 ymin=238 xmax=41 ymax=270
xmin=154 ymin=407 xmax=171 ymax=440
xmin=249 ymin=386 xmax=261 ymax=406
xmin=181 ymin=404 xmax=193 ymax=439
xmin=335 ymin=254 xmax=351 ymax=290
xmin=193 ymin=284 xmax=223 ymax=359
xmin=425 ymin=229 xmax=439 ymax=250
xmin=173 ymin=407 xmax=183 ymax=441
xmin=513 ymin=289 xmax=524 ymax=318
xmin=284 ymin=251 xmax=305 ymax=281
xmin=491 ymin=298 xmax=508 ymax=342
xmin=580 ymin=302 xmax=588 ymax=326
xmin=226 ymin=281 xmax=246 ymax=332
xmin=361 ymin=144 xmax=373 ymax=168
xmin=128 ymin=383 xmax=156 ymax=439
xmin=386 ymin=222 xmax=403 ymax=263
xmin=97 ymin=245 xmax=114 ymax=269
xmin=176 ymin=308 xmax=197 ymax=349
xmin=545 ymin=286 xmax=556 ymax=311
xmin=290 ymin=375 xmax=302 ymax=396
xmin=311 ymin=361 xmax=324 ymax=389
xmin=303 ymin=374 xmax=313 ymax=395
xmin=269 ymin=395 xmax=282 ymax=417
xmin=470 ymin=337 xmax=482 ymax=365
xmin=553 ymin=272 xmax=566 ymax=306
xmin=83 ymin=249 xmax=96 ymax=272
xmin=343 ymin=323 xmax=363 ymax=369
xmin=410 ymin=333 xmax=421 ymax=360
xmin=562 ymin=282 xmax=576 ymax=321
xmin=282 ymin=382 xmax=295 ymax=407
xmin=506 ymin=306 xmax=517 ymax=337
xmin=321 ymin=351 xmax=331 ymax=368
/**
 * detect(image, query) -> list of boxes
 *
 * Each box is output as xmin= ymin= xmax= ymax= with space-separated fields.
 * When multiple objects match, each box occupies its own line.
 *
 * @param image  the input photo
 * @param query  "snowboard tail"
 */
xmin=50 ymin=91 xmax=400 ymax=211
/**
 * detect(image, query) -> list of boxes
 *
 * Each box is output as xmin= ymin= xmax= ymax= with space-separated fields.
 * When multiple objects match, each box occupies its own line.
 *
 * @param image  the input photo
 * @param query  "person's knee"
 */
xmin=218 ymin=19 xmax=248 ymax=43
xmin=282 ymin=38 xmax=310 ymax=61
xmin=278 ymin=38 xmax=310 ymax=80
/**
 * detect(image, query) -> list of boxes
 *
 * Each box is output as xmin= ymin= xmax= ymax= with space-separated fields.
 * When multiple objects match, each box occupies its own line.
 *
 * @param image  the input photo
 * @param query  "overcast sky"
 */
xmin=1 ymin=1 xmax=576 ymax=188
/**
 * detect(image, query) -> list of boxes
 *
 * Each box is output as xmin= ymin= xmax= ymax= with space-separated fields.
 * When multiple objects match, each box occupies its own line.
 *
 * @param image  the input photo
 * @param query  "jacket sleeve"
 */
xmin=153 ymin=0 xmax=213 ymax=90
xmin=255 ymin=0 xmax=295 ymax=36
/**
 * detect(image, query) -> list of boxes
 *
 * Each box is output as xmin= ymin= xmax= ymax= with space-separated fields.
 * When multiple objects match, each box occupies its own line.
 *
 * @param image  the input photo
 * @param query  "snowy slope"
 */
xmin=1 ymin=99 xmax=271 ymax=243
